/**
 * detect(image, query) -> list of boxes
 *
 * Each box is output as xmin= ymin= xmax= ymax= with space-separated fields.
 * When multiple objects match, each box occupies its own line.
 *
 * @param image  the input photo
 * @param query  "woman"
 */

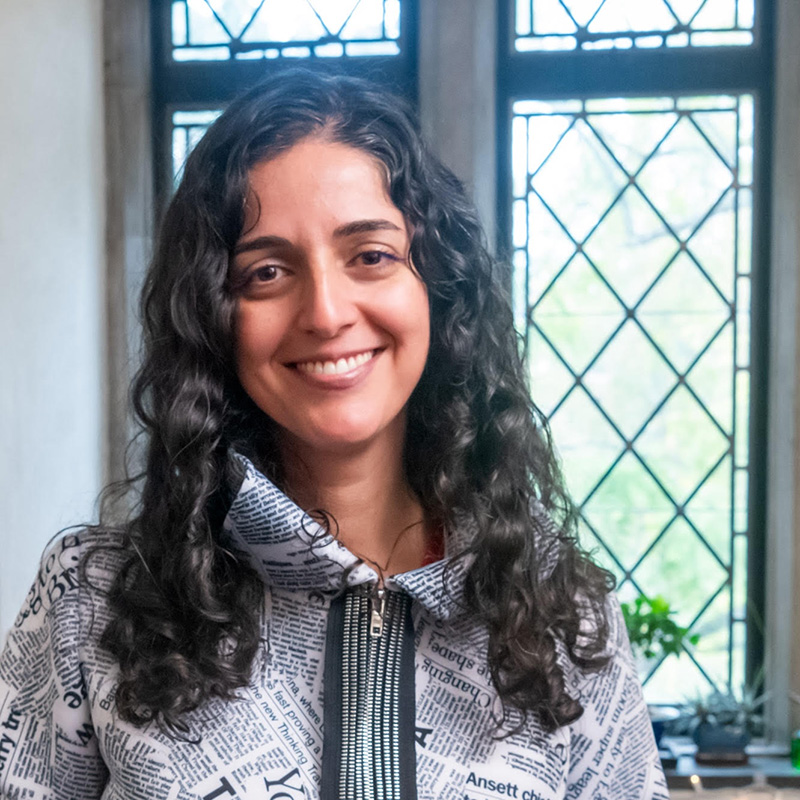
xmin=0 ymin=71 xmax=667 ymax=799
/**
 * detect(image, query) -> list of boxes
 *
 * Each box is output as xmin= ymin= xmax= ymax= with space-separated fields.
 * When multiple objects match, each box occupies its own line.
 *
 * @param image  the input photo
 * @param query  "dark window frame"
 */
xmin=149 ymin=0 xmax=419 ymax=209
xmin=495 ymin=0 xmax=776 ymax=692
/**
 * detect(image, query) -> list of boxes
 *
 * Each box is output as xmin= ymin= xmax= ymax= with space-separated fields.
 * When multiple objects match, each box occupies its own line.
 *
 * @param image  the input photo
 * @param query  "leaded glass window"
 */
xmin=170 ymin=0 xmax=402 ymax=61
xmin=501 ymin=0 xmax=772 ymax=705
xmin=152 ymin=0 xmax=416 ymax=202
xmin=172 ymin=110 xmax=222 ymax=182
xmin=515 ymin=0 xmax=755 ymax=51
xmin=512 ymin=94 xmax=753 ymax=701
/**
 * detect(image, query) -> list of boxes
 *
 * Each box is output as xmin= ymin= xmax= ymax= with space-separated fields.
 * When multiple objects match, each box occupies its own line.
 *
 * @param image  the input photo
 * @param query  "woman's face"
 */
xmin=231 ymin=136 xmax=430 ymax=456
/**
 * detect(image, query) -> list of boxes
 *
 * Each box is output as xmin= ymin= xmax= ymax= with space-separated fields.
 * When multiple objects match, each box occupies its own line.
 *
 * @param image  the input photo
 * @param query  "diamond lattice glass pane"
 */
xmin=635 ymin=386 xmax=729 ymax=503
xmin=668 ymin=0 xmax=706 ymax=24
xmin=738 ymin=96 xmax=754 ymax=185
xmin=173 ymin=0 xmax=403 ymax=59
xmin=687 ymin=190 xmax=736 ymax=297
xmin=582 ymin=322 xmax=675 ymax=439
xmin=686 ymin=321 xmax=734 ymax=432
xmin=243 ymin=2 xmax=327 ymax=42
xmin=186 ymin=0 xmax=229 ymax=44
xmin=734 ymin=466 xmax=748 ymax=531
xmin=172 ymin=110 xmax=222 ymax=183
xmin=340 ymin=0 xmax=392 ymax=38
xmin=548 ymin=388 xmax=624 ymax=502
xmin=582 ymin=452 xmax=675 ymax=569
xmin=308 ymin=0 xmax=361 ymax=34
xmin=692 ymin=110 xmax=737 ymax=168
xmin=530 ymin=118 xmax=628 ymax=242
xmin=643 ymin=646 xmax=714 ymax=702
xmin=517 ymin=0 xmax=531 ymax=34
xmin=532 ymin=255 xmax=625 ymax=373
xmin=735 ymin=360 xmax=749 ymax=460
xmin=515 ymin=0 xmax=753 ymax=50
xmin=587 ymin=0 xmax=678 ymax=35
xmin=693 ymin=0 xmax=736 ymax=29
xmin=583 ymin=187 xmax=677 ymax=308
xmin=205 ymin=0 xmax=263 ymax=37
xmin=512 ymin=116 xmax=529 ymax=198
xmin=526 ymin=194 xmax=577 ymax=301
xmin=685 ymin=459 xmax=732 ymax=563
xmin=561 ymin=0 xmax=603 ymax=26
xmin=633 ymin=517 xmax=728 ymax=625
xmin=587 ymin=108 xmax=677 ymax=175
xmin=736 ymin=276 xmax=750 ymax=368
xmin=527 ymin=328 xmax=576 ymax=417
xmin=690 ymin=590 xmax=733 ymax=687
xmin=637 ymin=252 xmax=731 ymax=373
xmin=733 ymin=533 xmax=747 ymax=616
xmin=642 ymin=575 xmax=732 ymax=697
xmin=738 ymin=188 xmax=752 ymax=274
xmin=637 ymin=117 xmax=733 ymax=239
xmin=732 ymin=620 xmax=746 ymax=690
xmin=528 ymin=114 xmax=574 ymax=176
xmin=532 ymin=0 xmax=578 ymax=33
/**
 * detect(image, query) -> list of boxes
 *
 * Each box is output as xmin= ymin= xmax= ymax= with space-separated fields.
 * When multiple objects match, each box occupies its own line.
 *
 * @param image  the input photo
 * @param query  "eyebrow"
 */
xmin=333 ymin=219 xmax=402 ymax=238
xmin=232 ymin=218 xmax=403 ymax=255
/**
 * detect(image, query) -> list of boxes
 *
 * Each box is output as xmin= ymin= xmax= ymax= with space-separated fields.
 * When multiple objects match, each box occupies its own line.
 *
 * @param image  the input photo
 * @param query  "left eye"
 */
xmin=357 ymin=250 xmax=396 ymax=267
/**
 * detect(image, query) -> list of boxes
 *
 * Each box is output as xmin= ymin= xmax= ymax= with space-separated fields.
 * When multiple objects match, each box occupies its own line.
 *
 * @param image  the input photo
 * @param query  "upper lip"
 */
xmin=287 ymin=347 xmax=380 ymax=366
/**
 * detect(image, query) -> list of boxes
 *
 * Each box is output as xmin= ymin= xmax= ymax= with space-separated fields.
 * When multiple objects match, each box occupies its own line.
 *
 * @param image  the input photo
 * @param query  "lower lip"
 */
xmin=290 ymin=351 xmax=380 ymax=390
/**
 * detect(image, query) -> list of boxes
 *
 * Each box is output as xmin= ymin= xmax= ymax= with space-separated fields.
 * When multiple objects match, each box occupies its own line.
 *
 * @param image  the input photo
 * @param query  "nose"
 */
xmin=297 ymin=264 xmax=357 ymax=338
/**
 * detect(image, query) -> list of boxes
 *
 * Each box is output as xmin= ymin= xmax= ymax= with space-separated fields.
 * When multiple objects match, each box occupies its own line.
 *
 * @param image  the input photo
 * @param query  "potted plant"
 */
xmin=620 ymin=594 xmax=700 ymax=745
xmin=680 ymin=684 xmax=767 ymax=765
xmin=621 ymin=594 xmax=700 ymax=663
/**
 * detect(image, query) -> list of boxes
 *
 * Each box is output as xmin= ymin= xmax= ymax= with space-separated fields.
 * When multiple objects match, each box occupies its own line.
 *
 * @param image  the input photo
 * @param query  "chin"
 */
xmin=304 ymin=428 xmax=382 ymax=454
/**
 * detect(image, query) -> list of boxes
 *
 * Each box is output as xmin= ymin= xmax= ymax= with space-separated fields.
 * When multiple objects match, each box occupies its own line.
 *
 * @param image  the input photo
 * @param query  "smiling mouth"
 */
xmin=294 ymin=349 xmax=377 ymax=376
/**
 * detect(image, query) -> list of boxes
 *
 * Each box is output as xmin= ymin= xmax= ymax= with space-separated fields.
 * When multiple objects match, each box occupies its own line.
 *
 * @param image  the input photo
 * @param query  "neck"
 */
xmin=280 ymin=426 xmax=429 ymax=576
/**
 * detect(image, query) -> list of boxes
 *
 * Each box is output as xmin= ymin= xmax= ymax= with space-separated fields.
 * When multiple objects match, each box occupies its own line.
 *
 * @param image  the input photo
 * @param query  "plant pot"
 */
xmin=692 ymin=721 xmax=750 ymax=763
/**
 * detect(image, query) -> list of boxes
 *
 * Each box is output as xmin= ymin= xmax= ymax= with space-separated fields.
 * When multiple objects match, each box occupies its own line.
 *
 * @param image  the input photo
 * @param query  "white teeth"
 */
xmin=296 ymin=350 xmax=374 ymax=376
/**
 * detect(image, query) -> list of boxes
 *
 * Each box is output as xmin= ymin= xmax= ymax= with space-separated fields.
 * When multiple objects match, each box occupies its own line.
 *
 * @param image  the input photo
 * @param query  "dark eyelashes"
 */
xmin=227 ymin=264 xmax=281 ymax=295
xmin=227 ymin=248 xmax=404 ymax=294
xmin=358 ymin=250 xmax=403 ymax=266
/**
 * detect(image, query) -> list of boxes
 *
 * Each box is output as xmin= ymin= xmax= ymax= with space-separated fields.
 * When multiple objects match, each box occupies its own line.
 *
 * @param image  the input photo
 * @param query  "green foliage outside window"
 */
xmin=621 ymin=594 xmax=700 ymax=662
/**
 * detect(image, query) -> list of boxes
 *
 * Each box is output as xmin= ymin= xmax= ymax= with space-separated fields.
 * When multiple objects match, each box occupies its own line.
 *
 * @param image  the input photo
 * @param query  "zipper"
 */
xmin=370 ymin=582 xmax=387 ymax=638
xmin=322 ymin=584 xmax=418 ymax=799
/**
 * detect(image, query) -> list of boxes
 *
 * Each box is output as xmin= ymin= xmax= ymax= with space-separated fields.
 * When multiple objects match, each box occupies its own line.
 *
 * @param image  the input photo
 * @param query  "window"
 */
xmin=151 ymin=0 xmax=418 ymax=198
xmin=498 ymin=0 xmax=773 ymax=703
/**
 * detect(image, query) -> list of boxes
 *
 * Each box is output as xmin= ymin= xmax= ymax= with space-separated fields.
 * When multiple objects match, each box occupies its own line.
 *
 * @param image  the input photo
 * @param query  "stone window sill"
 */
xmin=663 ymin=738 xmax=800 ymax=793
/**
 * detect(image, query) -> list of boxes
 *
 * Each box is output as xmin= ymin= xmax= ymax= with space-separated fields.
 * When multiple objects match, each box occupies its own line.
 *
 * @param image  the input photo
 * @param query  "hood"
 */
xmin=221 ymin=453 xmax=471 ymax=621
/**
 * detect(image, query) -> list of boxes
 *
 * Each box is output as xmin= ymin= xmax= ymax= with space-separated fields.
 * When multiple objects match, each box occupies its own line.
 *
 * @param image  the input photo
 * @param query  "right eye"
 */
xmin=230 ymin=262 xmax=289 ymax=298
xmin=252 ymin=265 xmax=280 ymax=283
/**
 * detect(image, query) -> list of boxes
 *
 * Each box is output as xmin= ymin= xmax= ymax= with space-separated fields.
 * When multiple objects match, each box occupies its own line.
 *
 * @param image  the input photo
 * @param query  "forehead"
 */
xmin=243 ymin=136 xmax=397 ymax=223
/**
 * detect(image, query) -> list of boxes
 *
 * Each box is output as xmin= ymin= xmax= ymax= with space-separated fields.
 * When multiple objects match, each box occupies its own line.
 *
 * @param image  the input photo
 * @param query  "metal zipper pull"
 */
xmin=370 ymin=585 xmax=386 ymax=638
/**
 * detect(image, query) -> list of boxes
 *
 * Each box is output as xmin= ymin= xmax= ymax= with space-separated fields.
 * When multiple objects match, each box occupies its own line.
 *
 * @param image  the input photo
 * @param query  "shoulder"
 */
xmin=11 ymin=528 xmax=127 ymax=634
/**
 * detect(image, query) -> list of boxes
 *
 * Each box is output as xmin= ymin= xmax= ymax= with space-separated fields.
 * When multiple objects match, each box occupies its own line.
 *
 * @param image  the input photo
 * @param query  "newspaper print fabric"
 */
xmin=0 ymin=455 xmax=669 ymax=799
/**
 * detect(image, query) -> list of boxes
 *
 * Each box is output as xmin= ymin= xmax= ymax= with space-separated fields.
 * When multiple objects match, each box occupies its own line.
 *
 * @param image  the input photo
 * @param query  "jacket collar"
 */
xmin=222 ymin=454 xmax=470 ymax=621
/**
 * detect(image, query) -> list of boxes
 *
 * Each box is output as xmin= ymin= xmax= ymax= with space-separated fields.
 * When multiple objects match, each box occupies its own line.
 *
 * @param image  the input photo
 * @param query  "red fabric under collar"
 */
xmin=420 ymin=526 xmax=445 ymax=567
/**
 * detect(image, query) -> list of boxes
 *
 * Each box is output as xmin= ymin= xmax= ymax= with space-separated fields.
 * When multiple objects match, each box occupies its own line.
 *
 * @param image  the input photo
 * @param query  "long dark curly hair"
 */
xmin=96 ymin=69 xmax=615 ymax=734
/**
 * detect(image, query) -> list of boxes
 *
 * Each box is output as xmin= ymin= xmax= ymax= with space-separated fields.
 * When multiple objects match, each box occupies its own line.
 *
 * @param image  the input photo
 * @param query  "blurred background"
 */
xmin=1 ymin=0 xmax=798 ymax=749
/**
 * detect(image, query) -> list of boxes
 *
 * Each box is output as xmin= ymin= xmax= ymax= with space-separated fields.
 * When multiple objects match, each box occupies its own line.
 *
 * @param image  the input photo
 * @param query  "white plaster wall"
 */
xmin=0 ymin=0 xmax=105 ymax=637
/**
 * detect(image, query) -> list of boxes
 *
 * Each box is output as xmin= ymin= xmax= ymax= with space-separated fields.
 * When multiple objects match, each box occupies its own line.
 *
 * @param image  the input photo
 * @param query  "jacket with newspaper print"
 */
xmin=0 ymin=455 xmax=669 ymax=800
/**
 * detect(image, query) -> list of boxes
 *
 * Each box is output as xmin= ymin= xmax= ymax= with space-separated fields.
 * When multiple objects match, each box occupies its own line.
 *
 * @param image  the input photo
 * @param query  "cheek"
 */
xmin=384 ymin=278 xmax=430 ymax=342
xmin=234 ymin=304 xmax=283 ymax=378
xmin=409 ymin=285 xmax=431 ymax=359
